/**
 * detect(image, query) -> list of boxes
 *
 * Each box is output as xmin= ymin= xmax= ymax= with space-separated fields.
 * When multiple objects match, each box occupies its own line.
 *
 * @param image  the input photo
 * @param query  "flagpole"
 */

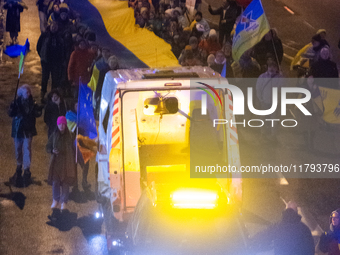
xmin=270 ymin=29 xmax=282 ymax=72
xmin=75 ymin=77 xmax=81 ymax=163
xmin=14 ymin=55 xmax=24 ymax=102
xmin=14 ymin=39 xmax=29 ymax=102
xmin=13 ymin=78 xmax=20 ymax=102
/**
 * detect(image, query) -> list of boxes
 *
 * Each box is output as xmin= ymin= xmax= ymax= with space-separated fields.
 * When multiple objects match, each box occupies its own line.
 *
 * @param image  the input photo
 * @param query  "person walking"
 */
xmin=8 ymin=84 xmax=43 ymax=186
xmin=318 ymin=210 xmax=340 ymax=255
xmin=44 ymin=89 xmax=67 ymax=138
xmin=65 ymin=101 xmax=91 ymax=191
xmin=46 ymin=116 xmax=77 ymax=210
xmin=249 ymin=201 xmax=315 ymax=255
xmin=67 ymin=38 xmax=96 ymax=98
xmin=4 ymin=0 xmax=28 ymax=45
xmin=256 ymin=60 xmax=284 ymax=143
xmin=37 ymin=21 xmax=65 ymax=103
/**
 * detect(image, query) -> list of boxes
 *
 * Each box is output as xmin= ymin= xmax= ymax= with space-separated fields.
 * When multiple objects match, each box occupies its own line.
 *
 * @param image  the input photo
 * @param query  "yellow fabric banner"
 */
xmin=89 ymin=0 xmax=180 ymax=68
xmin=319 ymin=86 xmax=340 ymax=124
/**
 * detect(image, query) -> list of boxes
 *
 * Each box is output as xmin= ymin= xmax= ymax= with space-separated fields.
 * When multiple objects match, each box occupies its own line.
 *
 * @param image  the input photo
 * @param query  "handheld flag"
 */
xmin=78 ymin=83 xmax=98 ymax=139
xmin=5 ymin=38 xmax=30 ymax=58
xmin=232 ymin=0 xmax=270 ymax=62
xmin=220 ymin=62 xmax=227 ymax=78
xmin=66 ymin=110 xmax=77 ymax=132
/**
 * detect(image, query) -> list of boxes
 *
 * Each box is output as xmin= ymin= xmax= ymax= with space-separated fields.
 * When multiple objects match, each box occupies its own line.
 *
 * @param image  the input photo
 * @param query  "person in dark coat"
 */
xmin=249 ymin=201 xmax=315 ymax=255
xmin=253 ymin=29 xmax=284 ymax=69
xmin=310 ymin=47 xmax=339 ymax=89
xmin=4 ymin=0 xmax=27 ymax=45
xmin=44 ymin=89 xmax=67 ymax=138
xmin=318 ymin=210 xmax=340 ymax=255
xmin=37 ymin=21 xmax=65 ymax=103
xmin=36 ymin=0 xmax=51 ymax=33
xmin=8 ymin=84 xmax=43 ymax=186
xmin=208 ymin=0 xmax=240 ymax=45
xmin=46 ymin=116 xmax=77 ymax=210
xmin=210 ymin=50 xmax=233 ymax=77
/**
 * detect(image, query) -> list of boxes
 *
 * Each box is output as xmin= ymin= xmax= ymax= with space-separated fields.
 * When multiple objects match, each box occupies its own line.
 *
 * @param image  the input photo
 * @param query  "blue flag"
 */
xmin=220 ymin=62 xmax=227 ymax=78
xmin=78 ymin=84 xmax=97 ymax=139
xmin=5 ymin=38 xmax=30 ymax=58
xmin=232 ymin=0 xmax=270 ymax=62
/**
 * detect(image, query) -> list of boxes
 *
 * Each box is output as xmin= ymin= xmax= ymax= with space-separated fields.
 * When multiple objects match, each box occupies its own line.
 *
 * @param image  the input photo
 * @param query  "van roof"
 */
xmin=108 ymin=66 xmax=221 ymax=84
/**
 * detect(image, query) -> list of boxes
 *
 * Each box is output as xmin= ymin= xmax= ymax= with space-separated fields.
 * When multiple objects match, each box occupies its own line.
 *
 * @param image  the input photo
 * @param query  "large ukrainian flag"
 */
xmin=70 ymin=0 xmax=179 ymax=68
xmin=232 ymin=0 xmax=270 ymax=62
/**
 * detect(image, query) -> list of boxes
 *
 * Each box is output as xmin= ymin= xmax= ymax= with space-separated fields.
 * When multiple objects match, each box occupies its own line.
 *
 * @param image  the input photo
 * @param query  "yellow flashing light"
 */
xmin=171 ymin=189 xmax=218 ymax=209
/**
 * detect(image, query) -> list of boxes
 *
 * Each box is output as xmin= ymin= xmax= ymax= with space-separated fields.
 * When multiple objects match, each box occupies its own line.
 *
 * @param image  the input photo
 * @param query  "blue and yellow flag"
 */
xmin=232 ymin=0 xmax=270 ymax=62
xmin=78 ymin=83 xmax=97 ymax=139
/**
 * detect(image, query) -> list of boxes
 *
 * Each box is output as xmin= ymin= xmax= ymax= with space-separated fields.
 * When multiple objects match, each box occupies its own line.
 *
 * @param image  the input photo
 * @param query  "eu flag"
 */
xmin=78 ymin=83 xmax=97 ymax=139
xmin=232 ymin=0 xmax=270 ymax=62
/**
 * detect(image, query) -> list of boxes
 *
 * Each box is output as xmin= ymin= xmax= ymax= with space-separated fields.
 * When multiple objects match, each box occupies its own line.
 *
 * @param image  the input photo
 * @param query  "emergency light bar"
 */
xmin=142 ymin=72 xmax=199 ymax=79
xmin=164 ymin=83 xmax=182 ymax=86
xmin=171 ymin=189 xmax=218 ymax=209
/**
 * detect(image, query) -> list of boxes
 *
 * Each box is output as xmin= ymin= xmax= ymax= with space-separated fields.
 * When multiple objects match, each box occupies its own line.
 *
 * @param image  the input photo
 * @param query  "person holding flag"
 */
xmin=66 ymin=83 xmax=97 ymax=191
xmin=232 ymin=0 xmax=270 ymax=64
xmin=208 ymin=0 xmax=241 ymax=45
xmin=8 ymin=84 xmax=43 ymax=186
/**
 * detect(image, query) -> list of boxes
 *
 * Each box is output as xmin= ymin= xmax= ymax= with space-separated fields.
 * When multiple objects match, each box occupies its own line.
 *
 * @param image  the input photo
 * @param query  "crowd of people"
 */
xmin=6 ymin=0 xmax=120 ymax=211
xmin=3 ymin=0 xmax=340 ymax=252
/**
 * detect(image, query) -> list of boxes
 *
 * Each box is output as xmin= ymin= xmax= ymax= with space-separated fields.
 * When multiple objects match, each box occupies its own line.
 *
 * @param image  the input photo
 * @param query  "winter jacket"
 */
xmin=253 ymin=37 xmax=284 ymax=66
xmin=46 ymin=129 xmax=77 ymax=186
xmin=37 ymin=30 xmax=65 ymax=64
xmin=208 ymin=3 xmax=240 ymax=31
xmin=310 ymin=59 xmax=339 ymax=89
xmin=318 ymin=228 xmax=340 ymax=255
xmin=67 ymin=48 xmax=96 ymax=86
xmin=198 ymin=38 xmax=221 ymax=55
xmin=311 ymin=59 xmax=339 ymax=79
xmin=4 ymin=1 xmax=24 ymax=33
xmin=44 ymin=100 xmax=67 ymax=137
xmin=8 ymin=96 xmax=42 ymax=138
xmin=250 ymin=209 xmax=315 ymax=255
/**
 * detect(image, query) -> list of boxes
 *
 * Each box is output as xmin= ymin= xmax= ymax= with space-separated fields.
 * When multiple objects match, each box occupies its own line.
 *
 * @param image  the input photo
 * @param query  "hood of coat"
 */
xmin=281 ymin=208 xmax=302 ymax=224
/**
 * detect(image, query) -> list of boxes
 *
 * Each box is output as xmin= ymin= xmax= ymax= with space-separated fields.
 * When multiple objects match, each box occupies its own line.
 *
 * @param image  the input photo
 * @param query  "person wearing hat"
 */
xmin=46 ymin=116 xmax=77 ymax=210
xmin=316 ymin=29 xmax=330 ymax=46
xmin=171 ymin=7 xmax=188 ymax=28
xmin=249 ymin=201 xmax=315 ymax=255
xmin=178 ymin=36 xmax=202 ymax=64
xmin=198 ymin=29 xmax=222 ymax=56
xmin=180 ymin=45 xmax=202 ymax=66
xmin=190 ymin=11 xmax=210 ymax=39
xmin=208 ymin=0 xmax=240 ymax=45
xmin=318 ymin=210 xmax=340 ymax=255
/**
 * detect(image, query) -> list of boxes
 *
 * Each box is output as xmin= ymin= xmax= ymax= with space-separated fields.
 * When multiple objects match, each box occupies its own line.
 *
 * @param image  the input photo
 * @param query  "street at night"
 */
xmin=1 ymin=0 xmax=340 ymax=254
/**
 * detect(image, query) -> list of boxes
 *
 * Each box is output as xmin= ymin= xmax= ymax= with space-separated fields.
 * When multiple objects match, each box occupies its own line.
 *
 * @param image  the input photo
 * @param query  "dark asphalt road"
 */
xmin=1 ymin=0 xmax=340 ymax=254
